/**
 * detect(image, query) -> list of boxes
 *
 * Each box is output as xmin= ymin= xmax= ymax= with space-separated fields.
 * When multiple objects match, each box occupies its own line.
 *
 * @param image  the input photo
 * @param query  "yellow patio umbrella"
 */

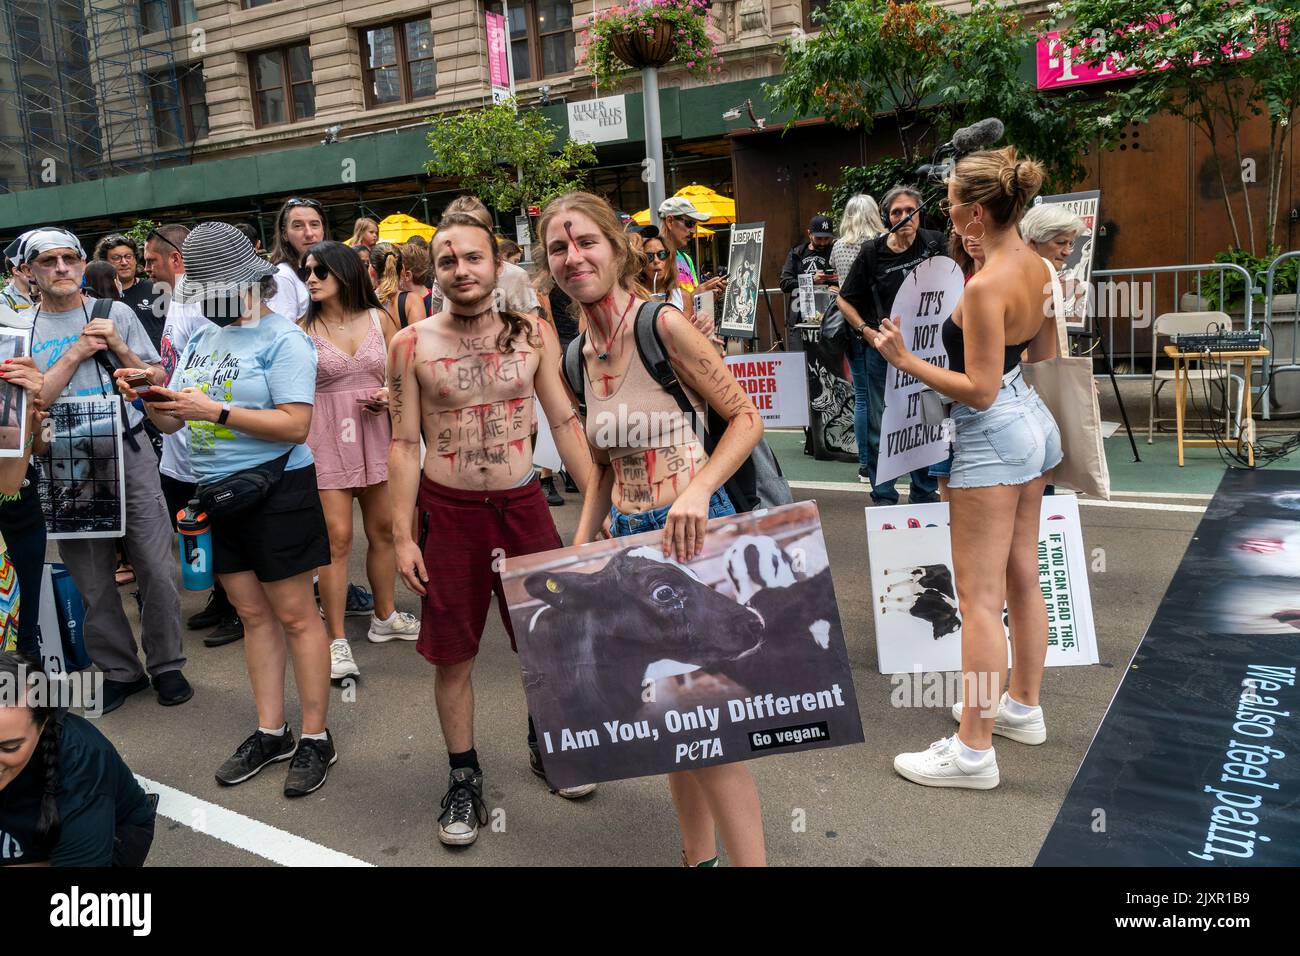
xmin=377 ymin=213 xmax=435 ymax=243
xmin=632 ymin=184 xmax=736 ymax=226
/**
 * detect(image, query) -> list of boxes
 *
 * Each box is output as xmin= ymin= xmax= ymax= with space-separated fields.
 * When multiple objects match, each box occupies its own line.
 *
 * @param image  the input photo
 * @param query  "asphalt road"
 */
xmin=94 ymin=485 xmax=1201 ymax=867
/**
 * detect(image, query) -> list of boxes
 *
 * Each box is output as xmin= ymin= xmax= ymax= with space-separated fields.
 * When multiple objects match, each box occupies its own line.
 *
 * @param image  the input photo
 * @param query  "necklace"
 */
xmin=589 ymin=294 xmax=635 ymax=361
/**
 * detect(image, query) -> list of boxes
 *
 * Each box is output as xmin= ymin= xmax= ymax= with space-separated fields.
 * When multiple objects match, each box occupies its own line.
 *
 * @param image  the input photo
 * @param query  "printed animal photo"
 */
xmin=36 ymin=398 xmax=126 ymax=539
xmin=501 ymin=501 xmax=864 ymax=787
xmin=0 ymin=327 xmax=30 ymax=457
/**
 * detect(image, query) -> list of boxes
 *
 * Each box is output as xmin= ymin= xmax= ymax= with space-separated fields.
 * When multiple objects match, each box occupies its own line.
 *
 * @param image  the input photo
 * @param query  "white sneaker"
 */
xmin=893 ymin=735 xmax=1000 ymax=790
xmin=367 ymin=610 xmax=420 ymax=643
xmin=951 ymin=692 xmax=1047 ymax=745
xmin=329 ymin=639 xmax=360 ymax=680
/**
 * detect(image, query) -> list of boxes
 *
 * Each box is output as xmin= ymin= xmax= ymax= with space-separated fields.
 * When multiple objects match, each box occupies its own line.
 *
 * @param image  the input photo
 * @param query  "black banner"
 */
xmin=1038 ymin=470 xmax=1300 ymax=866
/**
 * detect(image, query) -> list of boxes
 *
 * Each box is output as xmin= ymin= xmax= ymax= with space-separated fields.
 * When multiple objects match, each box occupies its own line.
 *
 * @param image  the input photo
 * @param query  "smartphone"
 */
xmin=358 ymin=397 xmax=388 ymax=411
xmin=126 ymin=373 xmax=166 ymax=403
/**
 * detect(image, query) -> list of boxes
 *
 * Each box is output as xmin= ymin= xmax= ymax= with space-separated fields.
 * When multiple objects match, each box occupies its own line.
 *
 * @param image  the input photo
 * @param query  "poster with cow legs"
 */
xmin=865 ymin=497 xmax=1098 ymax=674
xmin=500 ymin=501 xmax=865 ymax=788
xmin=35 ymin=397 xmax=127 ymax=539
xmin=0 ymin=327 xmax=31 ymax=458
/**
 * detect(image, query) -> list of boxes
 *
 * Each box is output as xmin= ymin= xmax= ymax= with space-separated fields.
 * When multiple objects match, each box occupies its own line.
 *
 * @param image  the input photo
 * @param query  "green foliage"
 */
xmin=124 ymin=219 xmax=159 ymax=251
xmin=1202 ymin=248 xmax=1300 ymax=311
xmin=1051 ymin=0 xmax=1299 ymax=252
xmin=818 ymin=158 xmax=913 ymax=223
xmin=425 ymin=98 xmax=597 ymax=215
xmin=768 ymin=0 xmax=1129 ymax=191
xmin=579 ymin=0 xmax=721 ymax=91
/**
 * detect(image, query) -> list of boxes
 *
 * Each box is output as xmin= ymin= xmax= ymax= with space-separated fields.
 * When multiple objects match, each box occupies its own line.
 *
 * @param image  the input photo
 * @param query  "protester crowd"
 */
xmin=0 ymin=144 xmax=1074 ymax=866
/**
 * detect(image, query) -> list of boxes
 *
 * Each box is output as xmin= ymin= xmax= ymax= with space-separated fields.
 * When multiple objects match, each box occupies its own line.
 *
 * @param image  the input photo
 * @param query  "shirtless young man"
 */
xmin=388 ymin=212 xmax=594 ymax=848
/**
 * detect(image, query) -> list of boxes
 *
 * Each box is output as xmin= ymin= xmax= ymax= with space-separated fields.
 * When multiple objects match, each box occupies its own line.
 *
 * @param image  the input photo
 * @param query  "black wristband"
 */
xmin=217 ymin=404 xmax=230 ymax=426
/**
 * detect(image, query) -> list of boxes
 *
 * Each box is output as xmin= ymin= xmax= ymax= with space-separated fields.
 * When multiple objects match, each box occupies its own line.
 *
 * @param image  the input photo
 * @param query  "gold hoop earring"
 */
xmin=964 ymin=219 xmax=986 ymax=242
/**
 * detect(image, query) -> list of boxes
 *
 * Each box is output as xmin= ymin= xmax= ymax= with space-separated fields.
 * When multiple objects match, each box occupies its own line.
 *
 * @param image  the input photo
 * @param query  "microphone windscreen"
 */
xmin=951 ymin=118 xmax=1005 ymax=154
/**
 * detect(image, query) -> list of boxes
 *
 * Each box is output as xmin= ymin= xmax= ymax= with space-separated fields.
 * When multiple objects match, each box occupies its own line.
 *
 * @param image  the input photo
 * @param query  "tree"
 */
xmin=768 ymin=0 xmax=1128 ymax=192
xmin=425 ymin=98 xmax=597 ymax=217
xmin=1051 ymin=0 xmax=1297 ymax=254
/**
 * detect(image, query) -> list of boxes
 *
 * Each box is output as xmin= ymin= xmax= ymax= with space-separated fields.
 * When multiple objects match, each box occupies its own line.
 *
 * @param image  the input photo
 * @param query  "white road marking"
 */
xmin=787 ymin=481 xmax=1208 ymax=513
xmin=136 ymin=775 xmax=374 ymax=867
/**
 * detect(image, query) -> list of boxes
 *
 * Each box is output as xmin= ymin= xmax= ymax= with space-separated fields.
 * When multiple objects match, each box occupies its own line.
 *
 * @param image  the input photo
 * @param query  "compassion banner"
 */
xmin=500 ymin=501 xmax=864 ymax=788
xmin=1038 ymin=470 xmax=1300 ymax=866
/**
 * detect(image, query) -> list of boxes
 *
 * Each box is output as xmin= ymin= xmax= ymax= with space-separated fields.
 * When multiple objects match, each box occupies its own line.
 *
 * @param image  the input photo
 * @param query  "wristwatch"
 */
xmin=217 ymin=402 xmax=231 ymax=425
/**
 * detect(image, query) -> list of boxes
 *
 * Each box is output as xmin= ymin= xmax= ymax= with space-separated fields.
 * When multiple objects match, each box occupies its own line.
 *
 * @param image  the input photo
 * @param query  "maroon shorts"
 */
xmin=416 ymin=475 xmax=563 ymax=666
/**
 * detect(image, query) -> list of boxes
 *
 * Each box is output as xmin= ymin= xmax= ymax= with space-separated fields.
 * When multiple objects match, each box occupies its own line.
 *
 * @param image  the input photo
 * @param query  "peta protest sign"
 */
xmin=724 ymin=352 xmax=809 ymax=428
xmin=865 ymin=496 xmax=1098 ymax=674
xmin=500 ymin=501 xmax=864 ymax=788
xmin=875 ymin=256 xmax=965 ymax=485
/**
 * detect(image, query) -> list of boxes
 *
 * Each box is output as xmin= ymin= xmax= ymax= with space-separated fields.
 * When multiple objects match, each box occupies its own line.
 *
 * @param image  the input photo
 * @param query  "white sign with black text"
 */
xmin=865 ymin=496 xmax=1099 ymax=674
xmin=567 ymin=95 xmax=628 ymax=144
xmin=875 ymin=256 xmax=965 ymax=485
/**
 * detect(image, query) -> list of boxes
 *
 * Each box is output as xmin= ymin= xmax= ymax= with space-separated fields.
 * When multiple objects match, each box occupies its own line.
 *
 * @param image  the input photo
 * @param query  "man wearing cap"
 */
xmin=779 ymin=215 xmax=837 ymax=331
xmin=658 ymin=197 xmax=726 ymax=298
xmin=2 ymin=233 xmax=37 ymax=319
xmin=23 ymin=226 xmax=190 ymax=714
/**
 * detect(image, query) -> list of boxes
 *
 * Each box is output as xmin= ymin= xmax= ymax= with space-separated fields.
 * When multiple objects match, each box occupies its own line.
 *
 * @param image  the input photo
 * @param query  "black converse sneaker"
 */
xmin=284 ymin=731 xmax=338 ymax=797
xmin=216 ymin=727 xmax=296 ymax=785
xmin=438 ymin=767 xmax=487 ymax=846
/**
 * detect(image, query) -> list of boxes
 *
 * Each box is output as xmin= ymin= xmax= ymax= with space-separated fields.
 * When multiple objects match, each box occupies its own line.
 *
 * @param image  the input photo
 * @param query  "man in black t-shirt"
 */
xmin=94 ymin=234 xmax=164 ymax=349
xmin=836 ymin=186 xmax=943 ymax=504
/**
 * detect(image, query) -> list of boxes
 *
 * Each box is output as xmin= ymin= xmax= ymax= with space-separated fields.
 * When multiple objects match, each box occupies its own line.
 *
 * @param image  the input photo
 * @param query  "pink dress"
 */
xmin=307 ymin=315 xmax=390 ymax=490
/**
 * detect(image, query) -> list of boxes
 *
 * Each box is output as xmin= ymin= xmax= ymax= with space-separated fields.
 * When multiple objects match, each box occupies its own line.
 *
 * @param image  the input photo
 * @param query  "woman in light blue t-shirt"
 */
xmin=114 ymin=221 xmax=339 ymax=800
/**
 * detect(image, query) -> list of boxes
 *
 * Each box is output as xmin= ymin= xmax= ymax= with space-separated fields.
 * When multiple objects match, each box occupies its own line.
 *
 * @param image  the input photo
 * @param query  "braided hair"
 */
xmin=0 ymin=651 xmax=63 ymax=851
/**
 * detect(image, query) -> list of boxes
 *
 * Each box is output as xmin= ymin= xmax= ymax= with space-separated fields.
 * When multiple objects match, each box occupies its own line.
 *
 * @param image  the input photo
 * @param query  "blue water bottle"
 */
xmin=177 ymin=499 xmax=214 ymax=591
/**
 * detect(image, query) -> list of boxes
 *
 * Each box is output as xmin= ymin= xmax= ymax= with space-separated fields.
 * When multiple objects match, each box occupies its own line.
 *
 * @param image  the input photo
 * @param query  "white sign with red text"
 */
xmin=724 ymin=352 xmax=809 ymax=428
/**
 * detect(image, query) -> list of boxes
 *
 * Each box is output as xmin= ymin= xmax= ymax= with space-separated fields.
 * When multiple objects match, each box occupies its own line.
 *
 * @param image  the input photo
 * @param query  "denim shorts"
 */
xmin=928 ymin=450 xmax=953 ymax=479
xmin=948 ymin=370 xmax=1062 ymax=490
xmin=610 ymin=489 xmax=736 ymax=538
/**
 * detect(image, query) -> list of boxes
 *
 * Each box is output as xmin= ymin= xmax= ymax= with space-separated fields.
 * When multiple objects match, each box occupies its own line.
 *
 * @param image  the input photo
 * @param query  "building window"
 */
xmin=485 ymin=0 xmax=574 ymax=83
xmin=141 ymin=0 xmax=197 ymax=34
xmin=249 ymin=43 xmax=315 ymax=127
xmin=361 ymin=18 xmax=437 ymax=107
xmin=802 ymin=0 xmax=831 ymax=32
xmin=149 ymin=64 xmax=208 ymax=147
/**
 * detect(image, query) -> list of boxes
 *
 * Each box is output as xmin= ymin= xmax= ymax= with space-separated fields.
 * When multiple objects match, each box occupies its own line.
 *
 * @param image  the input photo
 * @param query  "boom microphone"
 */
xmin=949 ymin=117 xmax=1005 ymax=156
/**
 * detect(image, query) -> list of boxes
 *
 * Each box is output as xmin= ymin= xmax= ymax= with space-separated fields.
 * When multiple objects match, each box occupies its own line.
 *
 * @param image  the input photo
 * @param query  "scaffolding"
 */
xmin=0 ymin=0 xmax=186 ymax=194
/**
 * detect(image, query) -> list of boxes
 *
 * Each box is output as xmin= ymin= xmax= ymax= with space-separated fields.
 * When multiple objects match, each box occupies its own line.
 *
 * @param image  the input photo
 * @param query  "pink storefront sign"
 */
xmin=1036 ymin=16 xmax=1258 ymax=91
xmin=486 ymin=12 xmax=510 ymax=91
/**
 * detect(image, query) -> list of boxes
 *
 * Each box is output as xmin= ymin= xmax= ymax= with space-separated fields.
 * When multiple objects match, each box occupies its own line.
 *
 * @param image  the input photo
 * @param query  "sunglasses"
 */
xmin=937 ymin=199 xmax=973 ymax=217
xmin=284 ymin=197 xmax=324 ymax=213
xmin=147 ymin=227 xmax=182 ymax=255
xmin=645 ymin=249 xmax=671 ymax=261
xmin=297 ymin=263 xmax=332 ymax=281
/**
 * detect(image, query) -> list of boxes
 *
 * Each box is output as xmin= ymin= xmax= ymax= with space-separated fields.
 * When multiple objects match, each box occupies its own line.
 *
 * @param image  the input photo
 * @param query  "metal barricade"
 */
xmin=1089 ymin=262 xmax=1255 ymax=378
xmin=1260 ymin=250 xmax=1300 ymax=420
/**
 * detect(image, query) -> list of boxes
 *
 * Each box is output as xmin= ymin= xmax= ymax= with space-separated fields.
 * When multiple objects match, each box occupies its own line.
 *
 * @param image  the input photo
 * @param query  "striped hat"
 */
xmin=175 ymin=221 xmax=276 ymax=302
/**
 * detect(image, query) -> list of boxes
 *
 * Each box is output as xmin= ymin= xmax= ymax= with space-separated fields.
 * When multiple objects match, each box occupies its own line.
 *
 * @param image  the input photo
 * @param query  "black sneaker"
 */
xmin=215 ymin=727 xmax=296 ymax=786
xmin=438 ymin=767 xmax=487 ymax=846
xmin=187 ymin=591 xmax=231 ymax=630
xmin=97 ymin=675 xmax=151 ymax=716
xmin=284 ymin=731 xmax=337 ymax=797
xmin=561 ymin=470 xmax=579 ymax=494
xmin=153 ymin=669 xmax=193 ymax=706
xmin=540 ymin=476 xmax=564 ymax=507
xmin=204 ymin=614 xmax=244 ymax=648
xmin=528 ymin=739 xmax=597 ymax=800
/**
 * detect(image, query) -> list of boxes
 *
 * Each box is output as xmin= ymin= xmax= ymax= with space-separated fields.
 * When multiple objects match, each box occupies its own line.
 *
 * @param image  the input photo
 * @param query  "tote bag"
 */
xmin=1020 ymin=258 xmax=1111 ymax=500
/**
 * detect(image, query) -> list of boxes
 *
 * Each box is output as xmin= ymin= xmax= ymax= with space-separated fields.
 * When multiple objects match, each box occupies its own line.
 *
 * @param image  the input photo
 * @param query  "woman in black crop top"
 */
xmin=871 ymin=148 xmax=1063 ymax=793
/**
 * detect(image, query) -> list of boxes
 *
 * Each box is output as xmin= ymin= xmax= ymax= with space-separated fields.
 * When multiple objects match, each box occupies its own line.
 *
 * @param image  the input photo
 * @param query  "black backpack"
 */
xmin=562 ymin=302 xmax=793 ymax=513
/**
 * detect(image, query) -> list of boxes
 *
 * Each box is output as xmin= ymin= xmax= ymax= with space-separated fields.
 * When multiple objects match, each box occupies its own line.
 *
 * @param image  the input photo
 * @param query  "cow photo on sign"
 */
xmin=0 ymin=326 xmax=30 ymax=458
xmin=500 ymin=501 xmax=864 ymax=788
xmin=719 ymin=223 xmax=764 ymax=339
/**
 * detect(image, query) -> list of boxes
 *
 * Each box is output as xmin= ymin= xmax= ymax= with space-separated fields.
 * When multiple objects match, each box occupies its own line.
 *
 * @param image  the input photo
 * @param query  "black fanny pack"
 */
xmin=196 ymin=451 xmax=292 ymax=518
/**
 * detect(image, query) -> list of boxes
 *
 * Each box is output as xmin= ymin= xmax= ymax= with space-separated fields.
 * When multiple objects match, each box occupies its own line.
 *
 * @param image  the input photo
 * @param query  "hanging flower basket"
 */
xmin=579 ymin=0 xmax=723 ymax=91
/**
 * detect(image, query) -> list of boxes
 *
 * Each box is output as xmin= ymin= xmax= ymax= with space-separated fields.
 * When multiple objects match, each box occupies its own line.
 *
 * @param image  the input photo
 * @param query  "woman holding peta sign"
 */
xmin=871 ymin=148 xmax=1062 ymax=791
xmin=539 ymin=191 xmax=767 ymax=867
